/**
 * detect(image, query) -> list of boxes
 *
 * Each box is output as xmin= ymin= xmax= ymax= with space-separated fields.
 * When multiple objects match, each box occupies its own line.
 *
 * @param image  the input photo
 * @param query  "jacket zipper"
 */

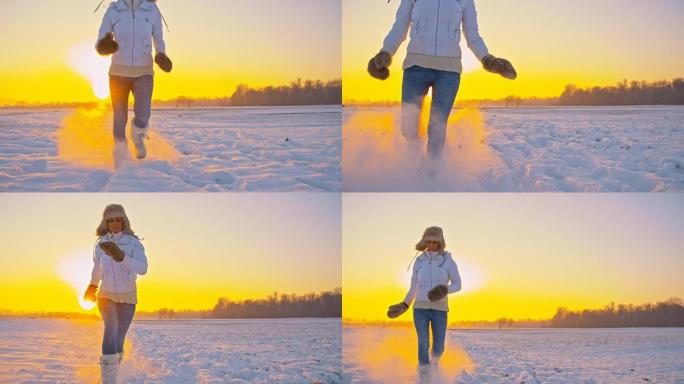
xmin=429 ymin=254 xmax=433 ymax=292
xmin=109 ymin=234 xmax=119 ymax=293
xmin=434 ymin=0 xmax=441 ymax=56
xmin=131 ymin=6 xmax=136 ymax=66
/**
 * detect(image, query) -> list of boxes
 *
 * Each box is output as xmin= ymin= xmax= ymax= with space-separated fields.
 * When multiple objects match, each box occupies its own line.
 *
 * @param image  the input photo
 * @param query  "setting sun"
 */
xmin=68 ymin=42 xmax=111 ymax=100
xmin=57 ymin=251 xmax=98 ymax=311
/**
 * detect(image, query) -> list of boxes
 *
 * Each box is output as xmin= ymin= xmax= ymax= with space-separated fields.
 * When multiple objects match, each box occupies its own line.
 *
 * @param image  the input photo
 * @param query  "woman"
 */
xmin=83 ymin=204 xmax=148 ymax=384
xmin=368 ymin=0 xmax=516 ymax=160
xmin=95 ymin=0 xmax=173 ymax=167
xmin=387 ymin=226 xmax=461 ymax=377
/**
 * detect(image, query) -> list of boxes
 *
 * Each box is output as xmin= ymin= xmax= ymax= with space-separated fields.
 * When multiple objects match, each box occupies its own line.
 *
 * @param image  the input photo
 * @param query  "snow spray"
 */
xmin=342 ymin=101 xmax=503 ymax=191
xmin=57 ymin=105 xmax=180 ymax=170
xmin=345 ymin=326 xmax=475 ymax=383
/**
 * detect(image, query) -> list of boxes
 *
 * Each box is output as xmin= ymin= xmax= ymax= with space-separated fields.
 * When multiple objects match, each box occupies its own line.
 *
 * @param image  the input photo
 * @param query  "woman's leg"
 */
xmin=402 ymin=66 xmax=432 ymax=146
xmin=430 ymin=309 xmax=448 ymax=360
xmin=131 ymin=75 xmax=154 ymax=130
xmin=97 ymin=298 xmax=119 ymax=355
xmin=130 ymin=75 xmax=154 ymax=158
xmin=427 ymin=71 xmax=461 ymax=158
xmin=115 ymin=303 xmax=136 ymax=355
xmin=109 ymin=76 xmax=132 ymax=141
xmin=413 ymin=308 xmax=431 ymax=365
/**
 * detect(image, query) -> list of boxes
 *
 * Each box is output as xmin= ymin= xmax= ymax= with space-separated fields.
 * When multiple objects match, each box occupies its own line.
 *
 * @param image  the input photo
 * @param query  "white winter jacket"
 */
xmin=97 ymin=0 xmax=166 ymax=68
xmin=405 ymin=251 xmax=461 ymax=311
xmin=382 ymin=0 xmax=489 ymax=61
xmin=90 ymin=232 xmax=148 ymax=296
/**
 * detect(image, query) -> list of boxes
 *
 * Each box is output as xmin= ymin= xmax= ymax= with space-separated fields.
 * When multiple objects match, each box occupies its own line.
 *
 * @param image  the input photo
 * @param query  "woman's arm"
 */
xmin=90 ymin=248 xmax=102 ymax=286
xmin=152 ymin=8 xmax=166 ymax=54
xmin=120 ymin=239 xmax=148 ymax=276
xmin=446 ymin=257 xmax=462 ymax=294
xmin=381 ymin=0 xmax=415 ymax=56
xmin=403 ymin=263 xmax=419 ymax=305
xmin=96 ymin=7 xmax=113 ymax=43
xmin=461 ymin=0 xmax=489 ymax=61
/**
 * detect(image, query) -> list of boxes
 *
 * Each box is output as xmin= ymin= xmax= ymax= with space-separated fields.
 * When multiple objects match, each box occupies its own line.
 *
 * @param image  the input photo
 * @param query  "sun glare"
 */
xmin=68 ymin=42 xmax=111 ymax=100
xmin=57 ymin=251 xmax=97 ymax=311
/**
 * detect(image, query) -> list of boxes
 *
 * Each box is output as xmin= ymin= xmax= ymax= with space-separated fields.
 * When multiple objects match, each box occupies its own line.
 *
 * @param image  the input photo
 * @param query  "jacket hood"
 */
xmin=113 ymin=0 xmax=156 ymax=11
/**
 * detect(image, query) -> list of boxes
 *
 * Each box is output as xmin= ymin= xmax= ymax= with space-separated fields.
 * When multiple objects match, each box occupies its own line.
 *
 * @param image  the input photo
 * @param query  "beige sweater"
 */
xmin=403 ymin=53 xmax=463 ymax=73
xmin=98 ymin=290 xmax=138 ymax=304
xmin=109 ymin=63 xmax=154 ymax=78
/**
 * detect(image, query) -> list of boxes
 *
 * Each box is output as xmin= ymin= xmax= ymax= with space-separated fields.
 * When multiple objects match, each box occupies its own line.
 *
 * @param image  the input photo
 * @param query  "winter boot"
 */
xmin=431 ymin=353 xmax=442 ymax=367
xmin=99 ymin=354 xmax=119 ymax=384
xmin=131 ymin=119 xmax=149 ymax=159
xmin=417 ymin=364 xmax=432 ymax=384
xmin=113 ymin=139 xmax=129 ymax=169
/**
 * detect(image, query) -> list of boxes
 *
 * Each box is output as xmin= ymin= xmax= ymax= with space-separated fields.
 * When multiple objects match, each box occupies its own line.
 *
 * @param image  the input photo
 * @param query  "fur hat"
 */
xmin=415 ymin=226 xmax=446 ymax=253
xmin=103 ymin=204 xmax=127 ymax=220
xmin=97 ymin=204 xmax=135 ymax=236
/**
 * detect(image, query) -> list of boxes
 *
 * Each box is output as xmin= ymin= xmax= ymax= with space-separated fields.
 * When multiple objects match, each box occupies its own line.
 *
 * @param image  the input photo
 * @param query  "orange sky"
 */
xmin=343 ymin=194 xmax=684 ymax=322
xmin=0 ymin=0 xmax=340 ymax=104
xmin=0 ymin=193 xmax=341 ymax=313
xmin=343 ymin=0 xmax=684 ymax=102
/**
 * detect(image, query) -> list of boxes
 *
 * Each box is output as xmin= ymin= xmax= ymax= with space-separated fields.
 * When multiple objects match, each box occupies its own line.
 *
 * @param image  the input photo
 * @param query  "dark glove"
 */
xmin=387 ymin=301 xmax=409 ymax=319
xmin=155 ymin=52 xmax=173 ymax=73
xmin=427 ymin=284 xmax=448 ymax=302
xmin=96 ymin=32 xmax=119 ymax=56
xmin=367 ymin=51 xmax=392 ymax=80
xmin=482 ymin=54 xmax=517 ymax=80
xmin=83 ymin=284 xmax=98 ymax=302
xmin=100 ymin=242 xmax=124 ymax=262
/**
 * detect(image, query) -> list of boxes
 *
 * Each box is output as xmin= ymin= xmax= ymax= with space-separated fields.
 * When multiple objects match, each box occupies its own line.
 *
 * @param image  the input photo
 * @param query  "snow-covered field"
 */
xmin=343 ymin=106 xmax=684 ymax=192
xmin=342 ymin=326 xmax=684 ymax=383
xmin=0 ymin=318 xmax=341 ymax=383
xmin=0 ymin=106 xmax=341 ymax=192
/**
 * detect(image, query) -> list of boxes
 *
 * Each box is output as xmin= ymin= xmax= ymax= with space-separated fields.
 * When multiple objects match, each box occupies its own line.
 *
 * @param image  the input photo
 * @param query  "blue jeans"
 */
xmin=402 ymin=66 xmax=461 ymax=158
xmin=110 ymin=75 xmax=154 ymax=141
xmin=413 ymin=308 xmax=448 ymax=365
xmin=98 ymin=298 xmax=136 ymax=355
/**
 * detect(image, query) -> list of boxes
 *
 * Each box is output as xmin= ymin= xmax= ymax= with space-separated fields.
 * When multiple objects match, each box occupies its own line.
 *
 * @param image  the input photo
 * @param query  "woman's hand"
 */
xmin=368 ymin=51 xmax=392 ymax=80
xmin=96 ymin=32 xmax=119 ymax=56
xmin=482 ymin=54 xmax=517 ymax=80
xmin=155 ymin=52 xmax=173 ymax=73
xmin=427 ymin=284 xmax=448 ymax=301
xmin=100 ymin=242 xmax=125 ymax=262
xmin=83 ymin=284 xmax=98 ymax=302
xmin=387 ymin=301 xmax=409 ymax=318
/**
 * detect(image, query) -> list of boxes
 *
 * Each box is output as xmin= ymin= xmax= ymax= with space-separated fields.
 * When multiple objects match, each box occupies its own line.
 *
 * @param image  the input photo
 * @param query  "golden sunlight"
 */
xmin=56 ymin=251 xmax=97 ymax=311
xmin=457 ymin=258 xmax=486 ymax=295
xmin=68 ymin=42 xmax=110 ymax=100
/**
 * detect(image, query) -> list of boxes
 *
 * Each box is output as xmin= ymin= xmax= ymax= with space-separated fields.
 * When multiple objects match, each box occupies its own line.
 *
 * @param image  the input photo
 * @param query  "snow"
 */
xmin=0 ymin=318 xmax=341 ymax=383
xmin=0 ymin=106 xmax=341 ymax=192
xmin=343 ymin=106 xmax=684 ymax=192
xmin=342 ymin=326 xmax=684 ymax=383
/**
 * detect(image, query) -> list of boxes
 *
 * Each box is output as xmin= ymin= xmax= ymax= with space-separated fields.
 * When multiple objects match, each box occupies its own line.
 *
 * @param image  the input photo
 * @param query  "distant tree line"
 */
xmin=212 ymin=288 xmax=342 ymax=319
xmin=551 ymin=298 xmax=684 ymax=328
xmin=496 ymin=317 xmax=515 ymax=329
xmin=151 ymin=79 xmax=341 ymax=108
xmin=560 ymin=78 xmax=684 ymax=106
xmin=230 ymin=79 xmax=341 ymax=106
